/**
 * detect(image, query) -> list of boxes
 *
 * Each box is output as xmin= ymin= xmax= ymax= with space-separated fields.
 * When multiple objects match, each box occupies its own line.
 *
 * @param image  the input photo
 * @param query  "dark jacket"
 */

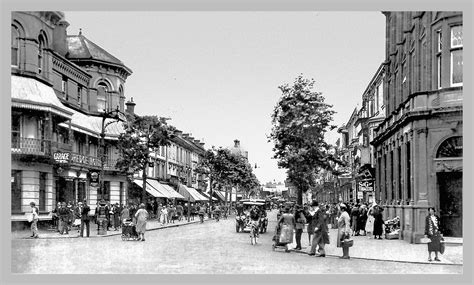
xmin=314 ymin=208 xmax=329 ymax=233
xmin=81 ymin=205 xmax=91 ymax=221
xmin=58 ymin=207 xmax=70 ymax=222
xmin=425 ymin=214 xmax=442 ymax=236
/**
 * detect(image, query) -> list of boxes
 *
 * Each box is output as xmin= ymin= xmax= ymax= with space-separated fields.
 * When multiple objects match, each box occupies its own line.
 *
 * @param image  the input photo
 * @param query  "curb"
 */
xmin=14 ymin=219 xmax=209 ymax=240
xmin=289 ymin=249 xmax=463 ymax=266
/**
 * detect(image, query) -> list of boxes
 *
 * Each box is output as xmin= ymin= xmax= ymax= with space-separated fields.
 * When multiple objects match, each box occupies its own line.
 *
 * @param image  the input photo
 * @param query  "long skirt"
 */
xmin=365 ymin=216 xmax=374 ymax=233
xmin=136 ymin=219 xmax=147 ymax=234
xmin=337 ymin=228 xmax=345 ymax=248
xmin=427 ymin=233 xmax=442 ymax=252
xmin=279 ymin=224 xmax=294 ymax=244
xmin=314 ymin=230 xmax=330 ymax=245
xmin=373 ymin=218 xmax=384 ymax=236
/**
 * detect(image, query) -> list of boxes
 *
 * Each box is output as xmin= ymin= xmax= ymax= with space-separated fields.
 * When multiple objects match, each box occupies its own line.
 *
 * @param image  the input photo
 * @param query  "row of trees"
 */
xmin=195 ymin=147 xmax=260 ymax=205
xmin=269 ymin=75 xmax=344 ymax=205
xmin=115 ymin=114 xmax=259 ymax=203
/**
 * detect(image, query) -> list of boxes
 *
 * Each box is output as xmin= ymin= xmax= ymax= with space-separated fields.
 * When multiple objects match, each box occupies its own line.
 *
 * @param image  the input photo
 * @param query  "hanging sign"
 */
xmin=90 ymin=172 xmax=99 ymax=187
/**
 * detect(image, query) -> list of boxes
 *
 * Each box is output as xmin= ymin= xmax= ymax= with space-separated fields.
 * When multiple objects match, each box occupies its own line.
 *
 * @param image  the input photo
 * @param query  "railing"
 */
xmin=11 ymin=137 xmax=51 ymax=156
xmin=51 ymin=141 xmax=73 ymax=152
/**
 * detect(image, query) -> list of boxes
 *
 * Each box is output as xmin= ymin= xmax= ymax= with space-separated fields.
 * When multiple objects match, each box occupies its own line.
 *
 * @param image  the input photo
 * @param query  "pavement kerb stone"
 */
xmin=14 ymin=218 xmax=210 ymax=240
xmin=290 ymin=249 xmax=463 ymax=266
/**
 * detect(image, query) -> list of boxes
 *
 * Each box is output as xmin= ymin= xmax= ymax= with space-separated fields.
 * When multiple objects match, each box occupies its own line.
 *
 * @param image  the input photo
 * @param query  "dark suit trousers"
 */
xmin=80 ymin=220 xmax=90 ymax=237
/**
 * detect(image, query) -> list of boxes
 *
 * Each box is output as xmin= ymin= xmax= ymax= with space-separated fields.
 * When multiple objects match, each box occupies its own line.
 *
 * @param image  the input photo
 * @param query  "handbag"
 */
xmin=440 ymin=237 xmax=445 ymax=254
xmin=342 ymin=238 xmax=354 ymax=247
xmin=420 ymin=237 xmax=431 ymax=243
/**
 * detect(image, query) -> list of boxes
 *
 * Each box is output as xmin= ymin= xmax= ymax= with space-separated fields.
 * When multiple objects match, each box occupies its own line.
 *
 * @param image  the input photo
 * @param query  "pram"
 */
xmin=121 ymin=219 xmax=139 ymax=241
xmin=271 ymin=224 xmax=290 ymax=251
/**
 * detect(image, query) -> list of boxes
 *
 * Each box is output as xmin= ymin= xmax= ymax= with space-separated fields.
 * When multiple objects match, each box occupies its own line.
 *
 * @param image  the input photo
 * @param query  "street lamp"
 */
xmin=99 ymin=106 xmax=127 ymax=201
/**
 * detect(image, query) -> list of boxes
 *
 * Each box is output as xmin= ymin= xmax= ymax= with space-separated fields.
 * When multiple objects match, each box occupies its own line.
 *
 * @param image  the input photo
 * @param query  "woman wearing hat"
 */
xmin=276 ymin=206 xmax=296 ymax=252
xmin=337 ymin=204 xmax=351 ymax=259
xmin=373 ymin=205 xmax=385 ymax=239
xmin=424 ymin=207 xmax=443 ymax=262
xmin=135 ymin=203 xmax=149 ymax=241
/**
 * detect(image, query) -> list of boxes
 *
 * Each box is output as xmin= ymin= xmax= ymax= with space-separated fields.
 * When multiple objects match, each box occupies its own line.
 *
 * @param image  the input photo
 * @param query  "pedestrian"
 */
xmin=176 ymin=203 xmax=184 ymax=221
xmin=305 ymin=201 xmax=318 ymax=247
xmin=29 ymin=202 xmax=39 ymax=238
xmin=67 ymin=202 xmax=74 ymax=232
xmin=350 ymin=204 xmax=359 ymax=236
xmin=337 ymin=204 xmax=351 ymax=259
xmin=121 ymin=204 xmax=130 ymax=224
xmin=424 ymin=207 xmax=443 ymax=262
xmin=357 ymin=204 xmax=367 ymax=236
xmin=80 ymin=200 xmax=91 ymax=237
xmin=135 ymin=203 xmax=149 ymax=241
xmin=309 ymin=204 xmax=330 ymax=257
xmin=51 ymin=202 xmax=60 ymax=231
xmin=113 ymin=203 xmax=121 ymax=230
xmin=276 ymin=206 xmax=296 ymax=252
xmin=365 ymin=202 xmax=376 ymax=238
xmin=58 ymin=202 xmax=69 ymax=235
xmin=373 ymin=205 xmax=385 ymax=239
xmin=294 ymin=204 xmax=306 ymax=250
xmin=160 ymin=205 xmax=168 ymax=225
xmin=129 ymin=204 xmax=137 ymax=224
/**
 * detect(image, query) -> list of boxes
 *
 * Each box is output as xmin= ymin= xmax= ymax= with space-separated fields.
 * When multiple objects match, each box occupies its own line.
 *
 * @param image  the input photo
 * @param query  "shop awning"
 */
xmin=133 ymin=179 xmax=167 ymax=198
xmin=178 ymin=185 xmax=208 ymax=202
xmin=200 ymin=191 xmax=217 ymax=201
xmin=11 ymin=75 xmax=73 ymax=119
xmin=147 ymin=179 xmax=184 ymax=199
xmin=214 ymin=191 xmax=226 ymax=201
xmin=58 ymin=104 xmax=124 ymax=139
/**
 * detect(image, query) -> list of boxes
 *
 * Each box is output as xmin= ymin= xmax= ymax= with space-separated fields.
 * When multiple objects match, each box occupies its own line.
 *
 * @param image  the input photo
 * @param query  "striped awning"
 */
xmin=178 ymin=185 xmax=208 ymax=202
xmin=11 ymin=75 xmax=73 ymax=119
xmin=147 ymin=179 xmax=184 ymax=199
xmin=133 ymin=179 xmax=167 ymax=198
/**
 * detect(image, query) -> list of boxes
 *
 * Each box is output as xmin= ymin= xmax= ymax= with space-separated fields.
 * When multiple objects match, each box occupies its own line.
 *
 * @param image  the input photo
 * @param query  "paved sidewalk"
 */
xmin=287 ymin=229 xmax=463 ymax=266
xmin=11 ymin=216 xmax=213 ymax=240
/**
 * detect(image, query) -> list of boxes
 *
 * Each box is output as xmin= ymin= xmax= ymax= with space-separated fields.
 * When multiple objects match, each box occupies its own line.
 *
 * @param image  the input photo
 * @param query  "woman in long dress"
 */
xmin=277 ymin=206 xmax=296 ymax=252
xmin=373 ymin=205 xmax=385 ymax=239
xmin=424 ymin=207 xmax=443 ymax=262
xmin=365 ymin=202 xmax=376 ymax=238
xmin=135 ymin=203 xmax=149 ymax=242
xmin=337 ymin=204 xmax=351 ymax=259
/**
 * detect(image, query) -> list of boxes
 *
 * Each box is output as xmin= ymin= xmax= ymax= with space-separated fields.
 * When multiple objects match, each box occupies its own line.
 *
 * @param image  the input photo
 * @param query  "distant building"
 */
xmin=228 ymin=139 xmax=248 ymax=159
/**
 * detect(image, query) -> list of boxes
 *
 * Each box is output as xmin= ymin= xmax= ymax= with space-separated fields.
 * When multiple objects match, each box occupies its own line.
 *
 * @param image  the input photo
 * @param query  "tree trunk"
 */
xmin=297 ymin=188 xmax=303 ymax=205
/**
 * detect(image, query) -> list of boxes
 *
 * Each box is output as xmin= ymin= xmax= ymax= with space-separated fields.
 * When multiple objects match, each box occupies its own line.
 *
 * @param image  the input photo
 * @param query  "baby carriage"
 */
xmin=271 ymin=224 xmax=290 ymax=251
xmin=121 ymin=219 xmax=139 ymax=241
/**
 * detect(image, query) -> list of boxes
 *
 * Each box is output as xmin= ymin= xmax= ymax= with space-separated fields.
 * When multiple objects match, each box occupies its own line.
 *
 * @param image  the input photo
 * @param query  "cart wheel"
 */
xmin=272 ymin=243 xmax=276 ymax=251
xmin=121 ymin=236 xmax=125 ymax=241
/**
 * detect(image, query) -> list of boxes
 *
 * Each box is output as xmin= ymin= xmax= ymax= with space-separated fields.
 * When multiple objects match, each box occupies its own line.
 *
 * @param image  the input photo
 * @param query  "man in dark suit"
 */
xmin=80 ymin=200 xmax=91 ymax=237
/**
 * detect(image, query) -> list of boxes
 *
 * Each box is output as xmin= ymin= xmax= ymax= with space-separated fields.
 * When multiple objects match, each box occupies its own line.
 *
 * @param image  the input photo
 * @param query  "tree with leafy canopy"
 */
xmin=195 ymin=147 xmax=260 ymax=210
xmin=269 ymin=75 xmax=342 ymax=205
xmin=116 ymin=115 xmax=175 ymax=203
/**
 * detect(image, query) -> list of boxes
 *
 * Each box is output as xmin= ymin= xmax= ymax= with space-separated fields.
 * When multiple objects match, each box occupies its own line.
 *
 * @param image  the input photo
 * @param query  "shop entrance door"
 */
xmin=438 ymin=172 xmax=462 ymax=237
xmin=78 ymin=181 xmax=86 ymax=202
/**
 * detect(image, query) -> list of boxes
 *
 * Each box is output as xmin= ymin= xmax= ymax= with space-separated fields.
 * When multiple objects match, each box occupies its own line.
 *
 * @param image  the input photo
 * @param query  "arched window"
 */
xmin=11 ymin=25 xmax=20 ymax=66
xmin=38 ymin=34 xmax=45 ymax=74
xmin=97 ymin=81 xmax=110 ymax=112
xmin=436 ymin=136 xmax=462 ymax=158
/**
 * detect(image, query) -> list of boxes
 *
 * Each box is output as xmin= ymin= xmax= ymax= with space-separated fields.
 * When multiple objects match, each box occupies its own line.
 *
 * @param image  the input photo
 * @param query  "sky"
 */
xmin=65 ymin=11 xmax=386 ymax=184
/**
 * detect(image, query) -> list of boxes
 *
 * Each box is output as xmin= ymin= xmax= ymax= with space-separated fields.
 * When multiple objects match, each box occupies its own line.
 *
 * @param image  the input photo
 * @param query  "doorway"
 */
xmin=437 ymin=172 xmax=462 ymax=237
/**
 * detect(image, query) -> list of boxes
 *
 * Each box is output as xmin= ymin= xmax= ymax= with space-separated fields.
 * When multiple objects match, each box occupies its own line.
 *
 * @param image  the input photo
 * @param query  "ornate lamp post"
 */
xmin=99 ymin=107 xmax=127 ymax=201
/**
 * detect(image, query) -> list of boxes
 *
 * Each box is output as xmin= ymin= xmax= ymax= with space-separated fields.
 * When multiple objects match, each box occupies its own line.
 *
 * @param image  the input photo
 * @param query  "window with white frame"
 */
xmin=11 ymin=26 xmax=19 ymax=67
xmin=436 ymin=29 xmax=442 ymax=89
xmin=38 ymin=35 xmax=45 ymax=74
xmin=450 ymin=25 xmax=463 ymax=86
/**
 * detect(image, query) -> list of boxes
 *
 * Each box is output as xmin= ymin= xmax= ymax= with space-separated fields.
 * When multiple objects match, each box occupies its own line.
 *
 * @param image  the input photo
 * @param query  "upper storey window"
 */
xmin=11 ymin=26 xmax=19 ymax=67
xmin=97 ymin=81 xmax=110 ymax=112
xmin=38 ymin=35 xmax=46 ymax=74
xmin=450 ymin=25 xmax=463 ymax=87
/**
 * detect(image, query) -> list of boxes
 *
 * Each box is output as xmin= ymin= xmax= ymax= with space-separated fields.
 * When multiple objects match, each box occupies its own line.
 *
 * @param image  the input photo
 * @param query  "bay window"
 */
xmin=450 ymin=25 xmax=463 ymax=86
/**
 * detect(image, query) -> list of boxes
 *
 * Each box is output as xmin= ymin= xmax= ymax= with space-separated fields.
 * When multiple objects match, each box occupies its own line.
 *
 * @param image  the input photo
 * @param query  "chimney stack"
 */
xmin=234 ymin=139 xmax=240 ymax=148
xmin=53 ymin=19 xmax=69 ymax=57
xmin=125 ymin=97 xmax=136 ymax=115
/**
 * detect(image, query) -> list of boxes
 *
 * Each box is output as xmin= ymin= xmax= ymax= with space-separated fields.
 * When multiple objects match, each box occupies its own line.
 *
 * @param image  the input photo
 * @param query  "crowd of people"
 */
xmin=272 ymin=199 xmax=444 ymax=261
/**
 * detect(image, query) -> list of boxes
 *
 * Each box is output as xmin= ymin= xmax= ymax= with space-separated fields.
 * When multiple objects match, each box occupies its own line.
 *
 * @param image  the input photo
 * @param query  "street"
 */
xmin=11 ymin=210 xmax=462 ymax=274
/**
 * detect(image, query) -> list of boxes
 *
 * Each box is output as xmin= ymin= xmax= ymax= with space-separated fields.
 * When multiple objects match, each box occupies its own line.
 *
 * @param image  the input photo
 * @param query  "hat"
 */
xmin=99 ymin=200 xmax=106 ymax=206
xmin=78 ymin=202 xmax=83 ymax=205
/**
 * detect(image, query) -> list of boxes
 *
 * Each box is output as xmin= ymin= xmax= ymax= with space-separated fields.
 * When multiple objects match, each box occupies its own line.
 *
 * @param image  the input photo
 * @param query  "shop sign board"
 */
xmin=359 ymin=180 xmax=374 ymax=192
xmin=357 ymin=191 xmax=363 ymax=199
xmin=53 ymin=152 xmax=102 ymax=168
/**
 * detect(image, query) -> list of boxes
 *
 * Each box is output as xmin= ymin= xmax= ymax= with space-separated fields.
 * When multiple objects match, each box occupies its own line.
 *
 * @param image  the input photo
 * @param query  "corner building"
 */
xmin=11 ymin=12 xmax=132 ymax=223
xmin=372 ymin=12 xmax=463 ymax=242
